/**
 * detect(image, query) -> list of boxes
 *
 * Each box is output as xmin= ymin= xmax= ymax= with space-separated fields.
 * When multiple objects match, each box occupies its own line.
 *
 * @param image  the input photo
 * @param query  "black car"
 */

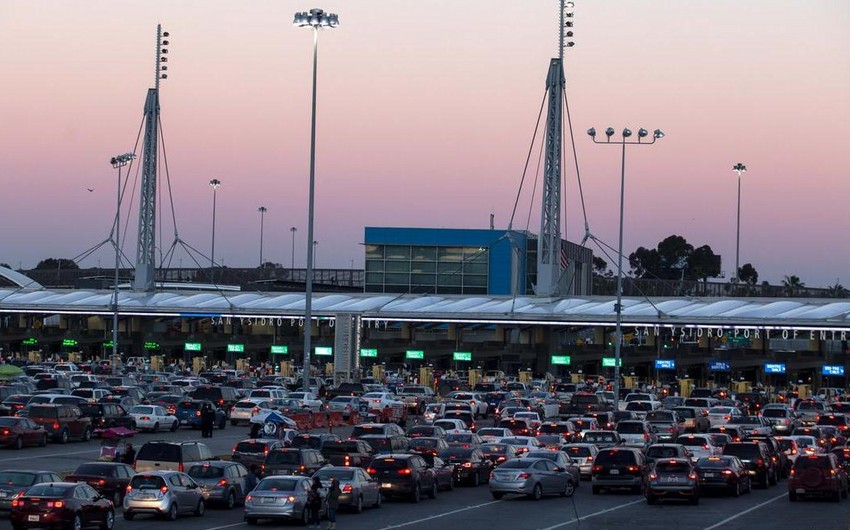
xmin=420 ymin=454 xmax=456 ymax=491
xmin=231 ymin=439 xmax=286 ymax=469
xmin=722 ymin=441 xmax=777 ymax=488
xmin=645 ymin=458 xmax=699 ymax=505
xmin=78 ymin=402 xmax=135 ymax=432
xmin=65 ymin=462 xmax=136 ymax=506
xmin=408 ymin=437 xmax=450 ymax=457
xmin=10 ymin=482 xmax=114 ymax=530
xmin=744 ymin=434 xmax=789 ymax=477
xmin=694 ymin=455 xmax=752 ymax=496
xmin=261 ymin=448 xmax=328 ymax=477
xmin=438 ymin=447 xmax=492 ymax=487
xmin=290 ymin=433 xmax=341 ymax=450
xmin=320 ymin=440 xmax=376 ymax=468
xmin=479 ymin=443 xmax=519 ymax=466
xmin=367 ymin=453 xmax=438 ymax=502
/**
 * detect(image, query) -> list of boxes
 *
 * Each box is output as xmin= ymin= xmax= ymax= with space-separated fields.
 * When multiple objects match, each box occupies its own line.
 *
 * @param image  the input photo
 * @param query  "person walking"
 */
xmin=307 ymin=476 xmax=323 ymax=528
xmin=200 ymin=403 xmax=215 ymax=438
xmin=325 ymin=477 xmax=340 ymax=530
xmin=120 ymin=443 xmax=135 ymax=465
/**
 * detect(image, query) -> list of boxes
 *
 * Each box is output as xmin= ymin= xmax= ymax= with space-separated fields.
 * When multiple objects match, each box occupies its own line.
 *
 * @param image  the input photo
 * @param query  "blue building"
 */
xmin=363 ymin=227 xmax=592 ymax=296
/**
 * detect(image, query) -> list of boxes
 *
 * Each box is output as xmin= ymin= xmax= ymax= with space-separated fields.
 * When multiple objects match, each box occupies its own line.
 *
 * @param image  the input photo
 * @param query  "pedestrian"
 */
xmin=200 ymin=403 xmax=215 ymax=438
xmin=307 ymin=476 xmax=323 ymax=528
xmin=120 ymin=443 xmax=136 ymax=465
xmin=245 ymin=465 xmax=260 ymax=493
xmin=325 ymin=477 xmax=340 ymax=530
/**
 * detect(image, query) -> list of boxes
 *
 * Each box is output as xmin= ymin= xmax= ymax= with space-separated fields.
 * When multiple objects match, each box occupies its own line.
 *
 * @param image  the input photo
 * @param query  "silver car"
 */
xmin=489 ymin=457 xmax=575 ymax=500
xmin=313 ymin=466 xmax=381 ymax=513
xmin=123 ymin=470 xmax=206 ymax=521
xmin=244 ymin=475 xmax=325 ymax=526
xmin=561 ymin=444 xmax=599 ymax=479
xmin=186 ymin=461 xmax=252 ymax=509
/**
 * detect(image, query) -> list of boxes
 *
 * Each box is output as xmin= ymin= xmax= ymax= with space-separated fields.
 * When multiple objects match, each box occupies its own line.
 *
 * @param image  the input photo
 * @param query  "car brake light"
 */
xmin=160 ymin=486 xmax=169 ymax=494
xmin=644 ymin=433 xmax=650 ymax=441
xmin=47 ymin=501 xmax=65 ymax=508
xmin=1 ymin=429 xmax=8 ymax=436
xmin=299 ymin=465 xmax=306 ymax=472
xmin=126 ymin=485 xmax=133 ymax=493
xmin=217 ymin=479 xmax=228 ymax=487
xmin=649 ymin=472 xmax=658 ymax=480
xmin=688 ymin=472 xmax=697 ymax=480
xmin=342 ymin=484 xmax=353 ymax=493
xmin=627 ymin=466 xmax=640 ymax=473
xmin=178 ymin=463 xmax=184 ymax=473
xmin=53 ymin=423 xmax=60 ymax=430
xmin=592 ymin=465 xmax=602 ymax=473
xmin=756 ymin=459 xmax=764 ymax=467
xmin=496 ymin=456 xmax=506 ymax=462
xmin=462 ymin=462 xmax=472 ymax=468
xmin=517 ymin=472 xmax=531 ymax=479
xmin=252 ymin=407 xmax=260 ymax=414
xmin=722 ymin=470 xmax=733 ymax=475
xmin=367 ymin=468 xmax=377 ymax=475
xmin=397 ymin=468 xmax=412 ymax=475
xmin=245 ymin=494 xmax=253 ymax=502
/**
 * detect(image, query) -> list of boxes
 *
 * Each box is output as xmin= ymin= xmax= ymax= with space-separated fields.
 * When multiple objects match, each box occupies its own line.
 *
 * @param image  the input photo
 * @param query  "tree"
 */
xmin=689 ymin=245 xmax=721 ymax=282
xmin=260 ymin=261 xmax=282 ymax=269
xmin=0 ymin=263 xmax=10 ymax=269
xmin=782 ymin=275 xmax=805 ymax=297
xmin=827 ymin=279 xmax=848 ymax=298
xmin=628 ymin=246 xmax=661 ymax=278
xmin=35 ymin=258 xmax=79 ymax=270
xmin=738 ymin=263 xmax=759 ymax=285
xmin=592 ymin=256 xmax=611 ymax=278
xmin=629 ymin=235 xmax=720 ymax=282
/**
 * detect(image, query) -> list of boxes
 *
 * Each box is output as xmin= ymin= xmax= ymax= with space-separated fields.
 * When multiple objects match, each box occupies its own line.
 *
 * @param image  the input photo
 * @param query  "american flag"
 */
xmin=560 ymin=240 xmax=570 ymax=270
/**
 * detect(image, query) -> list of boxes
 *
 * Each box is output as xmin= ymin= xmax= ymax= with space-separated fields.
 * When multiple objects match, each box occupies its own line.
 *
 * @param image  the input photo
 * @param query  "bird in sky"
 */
xmin=87 ymin=188 xmax=94 ymax=192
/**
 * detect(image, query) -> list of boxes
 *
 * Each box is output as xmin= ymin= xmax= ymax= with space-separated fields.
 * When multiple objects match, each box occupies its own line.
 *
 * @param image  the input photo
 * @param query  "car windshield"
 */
xmin=291 ymin=437 xmax=323 ymax=450
xmin=266 ymin=452 xmax=301 ymax=465
xmin=762 ymin=409 xmax=787 ymax=418
xmin=314 ymin=469 xmax=355 ymax=481
xmin=776 ymin=439 xmax=796 ymax=451
xmin=584 ymin=432 xmax=617 ymax=443
xmin=794 ymin=456 xmax=830 ymax=470
xmin=564 ymin=446 xmax=591 ymax=457
xmin=616 ymin=423 xmax=645 ymax=434
xmin=188 ymin=465 xmax=225 ymax=479
xmin=0 ymin=472 xmax=37 ymax=487
xmin=256 ymin=478 xmax=298 ymax=491
xmin=235 ymin=442 xmax=267 ymax=453
xmin=496 ymin=460 xmax=533 ymax=470
xmin=697 ymin=457 xmax=733 ymax=469
xmin=818 ymin=415 xmax=847 ymax=426
xmin=130 ymin=475 xmax=167 ymax=489
xmin=440 ymin=448 xmax=474 ymax=459
xmin=352 ymin=426 xmax=385 ymax=437
xmin=446 ymin=434 xmax=474 ymax=444
xmin=0 ymin=418 xmax=21 ymax=427
xmin=645 ymin=412 xmax=674 ymax=422
xmin=678 ymin=437 xmax=710 ymax=447
xmin=654 ymin=461 xmax=691 ymax=473
xmin=647 ymin=447 xmax=681 ymax=458
xmin=371 ymin=458 xmax=408 ymax=471
xmin=410 ymin=439 xmax=440 ymax=448
xmin=24 ymin=485 xmax=68 ymax=497
xmin=797 ymin=402 xmax=825 ymax=411
xmin=480 ymin=444 xmax=507 ymax=454
xmin=723 ymin=444 xmax=761 ymax=458
xmin=321 ymin=442 xmax=360 ymax=453
xmin=730 ymin=416 xmax=760 ymax=424
xmin=136 ymin=443 xmax=180 ymax=461
xmin=74 ymin=464 xmax=114 ymax=477
xmin=129 ymin=406 xmax=155 ymax=415
xmin=596 ymin=450 xmax=636 ymax=465
xmin=675 ymin=408 xmax=696 ymax=418
xmin=525 ymin=452 xmax=556 ymax=461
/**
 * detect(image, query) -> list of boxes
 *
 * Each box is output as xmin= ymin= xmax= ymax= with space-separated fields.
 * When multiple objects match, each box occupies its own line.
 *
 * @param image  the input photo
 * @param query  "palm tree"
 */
xmin=782 ymin=275 xmax=805 ymax=297
xmin=827 ymin=279 xmax=848 ymax=298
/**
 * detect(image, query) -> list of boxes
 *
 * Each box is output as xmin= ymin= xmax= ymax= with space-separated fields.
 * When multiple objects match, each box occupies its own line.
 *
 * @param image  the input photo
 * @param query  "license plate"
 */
xmin=609 ymin=469 xmax=620 ymax=475
xmin=704 ymin=473 xmax=716 ymax=478
xmin=0 ymin=491 xmax=7 ymax=498
xmin=262 ymin=497 xmax=275 ymax=504
xmin=381 ymin=483 xmax=392 ymax=488
xmin=663 ymin=477 xmax=681 ymax=483
xmin=139 ymin=494 xmax=154 ymax=500
xmin=28 ymin=516 xmax=39 ymax=522
xmin=796 ymin=488 xmax=806 ymax=494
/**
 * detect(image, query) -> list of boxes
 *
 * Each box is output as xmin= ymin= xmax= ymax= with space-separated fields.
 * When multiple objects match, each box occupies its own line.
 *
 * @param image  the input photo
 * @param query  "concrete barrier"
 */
xmin=311 ymin=413 xmax=327 ymax=429
xmin=290 ymin=413 xmax=312 ymax=431
xmin=328 ymin=412 xmax=344 ymax=427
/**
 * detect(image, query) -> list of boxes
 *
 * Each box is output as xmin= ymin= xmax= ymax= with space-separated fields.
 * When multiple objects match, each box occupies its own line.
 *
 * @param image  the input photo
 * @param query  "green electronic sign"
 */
xmin=62 ymin=339 xmax=78 ymax=347
xmin=315 ymin=346 xmax=333 ymax=356
xmin=271 ymin=345 xmax=289 ymax=355
xmin=22 ymin=338 xmax=38 ymax=346
xmin=227 ymin=344 xmax=245 ymax=353
xmin=144 ymin=341 xmax=160 ymax=350
xmin=185 ymin=342 xmax=202 ymax=352
xmin=406 ymin=350 xmax=425 ymax=360
xmin=453 ymin=351 xmax=472 ymax=362
xmin=360 ymin=348 xmax=378 ymax=358
xmin=102 ymin=340 xmax=114 ymax=348
xmin=551 ymin=355 xmax=571 ymax=365
xmin=602 ymin=357 xmax=623 ymax=367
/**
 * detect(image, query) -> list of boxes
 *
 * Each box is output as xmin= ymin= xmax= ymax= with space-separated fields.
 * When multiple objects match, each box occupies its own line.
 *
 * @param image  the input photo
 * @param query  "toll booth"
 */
xmin=192 ymin=357 xmax=204 ymax=374
xmin=68 ymin=352 xmax=81 ymax=363
xmin=623 ymin=376 xmax=638 ymax=390
xmin=279 ymin=361 xmax=292 ymax=378
xmin=468 ymin=369 xmax=481 ymax=388
xmin=372 ymin=364 xmax=385 ymax=381
xmin=325 ymin=363 xmax=334 ymax=376
xmin=236 ymin=358 xmax=247 ymax=372
xmin=732 ymin=381 xmax=751 ymax=395
xmin=28 ymin=351 xmax=41 ymax=363
xmin=519 ymin=371 xmax=533 ymax=384
xmin=150 ymin=355 xmax=161 ymax=372
xmin=796 ymin=384 xmax=811 ymax=398
xmin=571 ymin=373 xmax=583 ymax=384
xmin=679 ymin=378 xmax=694 ymax=398
xmin=420 ymin=367 xmax=433 ymax=388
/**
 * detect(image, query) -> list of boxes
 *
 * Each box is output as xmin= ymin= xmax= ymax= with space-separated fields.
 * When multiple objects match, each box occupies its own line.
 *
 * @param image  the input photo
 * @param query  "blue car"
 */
xmin=175 ymin=399 xmax=227 ymax=429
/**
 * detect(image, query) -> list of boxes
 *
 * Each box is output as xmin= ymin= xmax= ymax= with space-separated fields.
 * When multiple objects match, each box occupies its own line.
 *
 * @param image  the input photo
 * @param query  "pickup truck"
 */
xmin=326 ymin=382 xmax=368 ymax=399
xmin=396 ymin=386 xmax=436 ymax=414
xmin=795 ymin=399 xmax=829 ymax=425
xmin=559 ymin=392 xmax=613 ymax=417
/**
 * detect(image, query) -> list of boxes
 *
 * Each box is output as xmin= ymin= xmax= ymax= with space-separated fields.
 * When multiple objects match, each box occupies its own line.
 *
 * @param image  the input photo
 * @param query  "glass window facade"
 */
xmin=364 ymin=244 xmax=489 ymax=295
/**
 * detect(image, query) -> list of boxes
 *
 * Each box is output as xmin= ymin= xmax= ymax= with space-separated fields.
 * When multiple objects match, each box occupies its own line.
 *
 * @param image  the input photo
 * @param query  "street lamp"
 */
xmin=109 ymin=152 xmax=136 ymax=375
xmin=732 ymin=163 xmax=747 ymax=283
xmin=290 ymin=227 xmax=297 ymax=269
xmin=313 ymin=241 xmax=318 ymax=268
xmin=588 ymin=126 xmax=664 ymax=410
xmin=209 ymin=179 xmax=221 ymax=280
xmin=294 ymin=7 xmax=339 ymax=392
xmin=258 ymin=206 xmax=268 ymax=267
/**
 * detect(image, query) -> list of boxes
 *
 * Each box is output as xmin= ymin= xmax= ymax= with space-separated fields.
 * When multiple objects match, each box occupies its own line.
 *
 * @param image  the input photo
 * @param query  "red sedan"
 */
xmin=0 ymin=417 xmax=48 ymax=449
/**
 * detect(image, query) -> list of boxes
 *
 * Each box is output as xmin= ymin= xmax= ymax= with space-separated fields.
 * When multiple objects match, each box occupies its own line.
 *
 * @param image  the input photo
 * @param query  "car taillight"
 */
xmin=649 ymin=472 xmax=658 ymax=480
xmin=789 ymin=469 xmax=796 ymax=477
xmin=341 ymin=484 xmax=353 ymax=493
xmin=627 ymin=466 xmax=640 ymax=473
xmin=47 ymin=501 xmax=65 ymax=508
xmin=462 ymin=462 xmax=472 ymax=468
xmin=517 ymin=472 xmax=531 ymax=479
xmin=1 ymin=429 xmax=8 ymax=435
xmin=245 ymin=494 xmax=253 ymax=502
xmin=141 ymin=416 xmax=150 ymax=421
xmin=668 ymin=427 xmax=674 ymax=433
xmin=299 ymin=465 xmax=306 ymax=472
xmin=592 ymin=465 xmax=602 ymax=473
xmin=367 ymin=468 xmax=377 ymax=475
xmin=644 ymin=433 xmax=650 ymax=441
xmin=688 ymin=472 xmax=698 ymax=480
xmin=160 ymin=486 xmax=169 ymax=494
xmin=722 ymin=469 xmax=733 ymax=475
xmin=217 ymin=479 xmax=228 ymax=487
xmin=219 ymin=399 xmax=225 ymax=405
xmin=398 ymin=468 xmax=412 ymax=475
xmin=702 ymin=445 xmax=710 ymax=450
xmin=178 ymin=463 xmax=184 ymax=473
xmin=126 ymin=485 xmax=133 ymax=493
xmin=496 ymin=456 xmax=506 ymax=462
xmin=97 ymin=479 xmax=106 ymax=486
xmin=52 ymin=423 xmax=60 ymax=430
xmin=252 ymin=407 xmax=260 ymax=414
xmin=756 ymin=459 xmax=764 ymax=467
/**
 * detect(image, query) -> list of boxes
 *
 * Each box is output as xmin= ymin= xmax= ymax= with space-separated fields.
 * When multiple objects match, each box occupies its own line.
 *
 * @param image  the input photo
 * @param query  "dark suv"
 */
xmin=591 ymin=448 xmax=648 ymax=494
xmin=78 ymin=402 xmax=135 ymax=431
xmin=187 ymin=386 xmax=240 ymax=415
xmin=367 ymin=453 xmax=438 ymax=502
xmin=320 ymin=440 xmax=375 ymax=468
xmin=231 ymin=439 xmax=285 ymax=468
xmin=25 ymin=404 xmax=92 ymax=443
xmin=788 ymin=454 xmax=849 ymax=501
xmin=261 ymin=448 xmax=328 ymax=477
xmin=722 ymin=441 xmax=777 ymax=488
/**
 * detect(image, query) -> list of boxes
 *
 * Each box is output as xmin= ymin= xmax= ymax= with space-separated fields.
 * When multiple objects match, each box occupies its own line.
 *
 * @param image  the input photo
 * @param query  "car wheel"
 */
xmin=732 ymin=481 xmax=741 ymax=498
xmin=562 ymin=480 xmax=575 ymax=498
xmin=40 ymin=434 xmax=47 ymax=447
xmin=166 ymin=502 xmax=178 ymax=521
xmin=592 ymin=486 xmax=601 ymax=495
xmin=246 ymin=517 xmax=258 ymax=525
xmin=13 ymin=436 xmax=23 ymax=450
xmin=171 ymin=421 xmax=178 ymax=432
xmin=83 ymin=428 xmax=93 ymax=442
xmin=429 ymin=481 xmax=438 ymax=499
xmin=354 ymin=495 xmax=363 ymax=513
xmin=123 ymin=511 xmax=135 ymax=521
xmin=226 ymin=491 xmax=236 ymax=510
xmin=789 ymin=491 xmax=797 ymax=502
xmin=410 ymin=483 xmax=421 ymax=503
xmin=491 ymin=491 xmax=504 ymax=500
xmin=530 ymin=483 xmax=543 ymax=501
xmin=194 ymin=499 xmax=205 ymax=516
xmin=60 ymin=429 xmax=69 ymax=444
xmin=102 ymin=509 xmax=115 ymax=530
xmin=374 ymin=492 xmax=382 ymax=508
xmin=72 ymin=513 xmax=82 ymax=530
xmin=646 ymin=495 xmax=656 ymax=505
xmin=231 ymin=419 xmax=239 ymax=426
xmin=472 ymin=472 xmax=480 ymax=487
xmin=153 ymin=422 xmax=160 ymax=434
xmin=112 ymin=491 xmax=121 ymax=507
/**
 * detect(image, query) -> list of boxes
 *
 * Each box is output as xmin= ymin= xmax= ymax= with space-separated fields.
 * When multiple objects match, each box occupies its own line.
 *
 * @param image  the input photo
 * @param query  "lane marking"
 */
xmin=537 ymin=498 xmax=645 ymax=530
xmin=0 ymin=448 xmax=99 ymax=463
xmin=203 ymin=523 xmax=246 ymax=530
xmin=379 ymin=500 xmax=502 ymax=529
xmin=702 ymin=491 xmax=787 ymax=530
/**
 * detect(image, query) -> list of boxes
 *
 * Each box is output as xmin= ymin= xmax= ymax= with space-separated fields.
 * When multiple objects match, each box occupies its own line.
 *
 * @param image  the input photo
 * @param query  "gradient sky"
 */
xmin=1 ymin=1 xmax=848 ymax=288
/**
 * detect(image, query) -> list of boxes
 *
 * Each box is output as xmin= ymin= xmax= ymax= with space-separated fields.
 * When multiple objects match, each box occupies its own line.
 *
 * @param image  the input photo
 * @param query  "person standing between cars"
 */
xmin=200 ymin=403 xmax=215 ymax=438
xmin=307 ymin=476 xmax=323 ymax=528
xmin=325 ymin=477 xmax=340 ymax=530
xmin=120 ymin=443 xmax=135 ymax=465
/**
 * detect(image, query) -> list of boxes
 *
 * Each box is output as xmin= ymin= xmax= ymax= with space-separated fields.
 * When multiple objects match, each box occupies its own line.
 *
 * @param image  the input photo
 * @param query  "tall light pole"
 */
xmin=313 ymin=241 xmax=318 ymax=269
xmin=294 ymin=8 xmax=339 ymax=392
xmin=290 ymin=227 xmax=297 ymax=269
xmin=258 ymin=206 xmax=268 ymax=267
xmin=110 ymin=152 xmax=136 ymax=375
xmin=588 ymin=126 xmax=664 ymax=410
xmin=209 ymin=179 xmax=221 ymax=280
xmin=732 ymin=163 xmax=747 ymax=283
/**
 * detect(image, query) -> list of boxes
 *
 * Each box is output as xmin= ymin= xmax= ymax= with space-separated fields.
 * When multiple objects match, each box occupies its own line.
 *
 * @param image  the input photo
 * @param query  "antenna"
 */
xmin=155 ymin=24 xmax=170 ymax=91
xmin=559 ymin=1 xmax=575 ymax=62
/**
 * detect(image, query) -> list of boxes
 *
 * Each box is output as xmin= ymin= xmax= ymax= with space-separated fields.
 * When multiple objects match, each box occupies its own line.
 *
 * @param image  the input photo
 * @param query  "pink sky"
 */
xmin=1 ymin=1 xmax=848 ymax=288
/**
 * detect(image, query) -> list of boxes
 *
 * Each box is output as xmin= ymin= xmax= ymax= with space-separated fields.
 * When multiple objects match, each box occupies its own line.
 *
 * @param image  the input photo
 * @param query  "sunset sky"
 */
xmin=1 ymin=1 xmax=848 ymax=288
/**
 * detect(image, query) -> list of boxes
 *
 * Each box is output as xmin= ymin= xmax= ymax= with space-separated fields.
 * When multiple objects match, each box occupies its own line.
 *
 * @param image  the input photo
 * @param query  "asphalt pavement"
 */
xmin=1 ymin=420 xmax=849 ymax=530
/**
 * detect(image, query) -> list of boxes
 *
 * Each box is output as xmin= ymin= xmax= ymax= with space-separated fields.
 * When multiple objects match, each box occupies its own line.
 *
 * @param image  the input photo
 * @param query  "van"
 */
xmin=187 ymin=385 xmax=240 ymax=414
xmin=249 ymin=388 xmax=288 ymax=401
xmin=134 ymin=441 xmax=214 ymax=472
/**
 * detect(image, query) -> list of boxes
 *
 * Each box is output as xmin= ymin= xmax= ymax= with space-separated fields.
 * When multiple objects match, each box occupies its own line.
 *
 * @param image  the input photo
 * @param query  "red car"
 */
xmin=788 ymin=454 xmax=849 ymax=502
xmin=0 ymin=417 xmax=48 ymax=449
xmin=65 ymin=462 xmax=136 ymax=507
xmin=10 ymin=481 xmax=115 ymax=530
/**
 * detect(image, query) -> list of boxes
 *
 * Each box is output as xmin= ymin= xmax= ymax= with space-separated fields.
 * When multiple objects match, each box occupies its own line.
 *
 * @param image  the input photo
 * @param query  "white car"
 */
xmin=127 ymin=405 xmax=178 ymax=432
xmin=447 ymin=392 xmax=489 ymax=417
xmin=230 ymin=398 xmax=274 ymax=426
xmin=423 ymin=403 xmax=446 ymax=423
xmin=620 ymin=393 xmax=660 ymax=411
xmin=499 ymin=436 xmax=543 ymax=455
xmin=706 ymin=406 xmax=743 ymax=427
xmin=288 ymin=391 xmax=325 ymax=412
xmin=433 ymin=418 xmax=470 ymax=434
xmin=477 ymin=427 xmax=513 ymax=443
xmin=788 ymin=435 xmax=823 ymax=455
xmin=513 ymin=411 xmax=543 ymax=431
xmin=675 ymin=434 xmax=721 ymax=459
xmin=362 ymin=392 xmax=403 ymax=411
